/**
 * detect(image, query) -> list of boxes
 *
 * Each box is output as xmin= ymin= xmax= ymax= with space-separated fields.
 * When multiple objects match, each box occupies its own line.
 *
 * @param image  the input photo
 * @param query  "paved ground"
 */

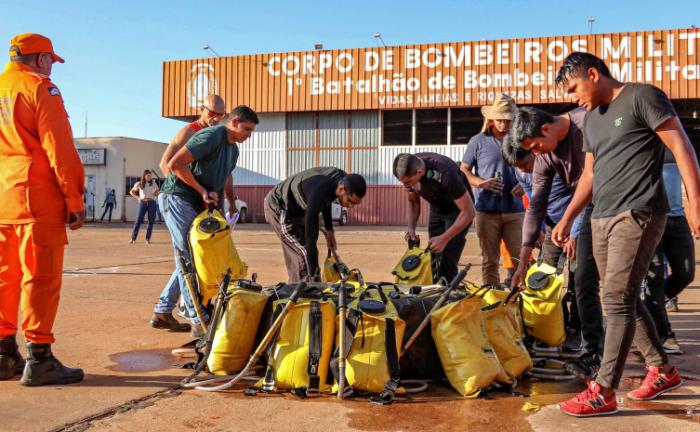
xmin=1 ymin=223 xmax=699 ymax=432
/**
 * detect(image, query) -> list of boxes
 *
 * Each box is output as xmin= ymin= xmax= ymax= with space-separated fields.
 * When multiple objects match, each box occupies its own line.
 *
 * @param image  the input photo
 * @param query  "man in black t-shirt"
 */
xmin=552 ymin=52 xmax=700 ymax=418
xmin=393 ymin=153 xmax=476 ymax=282
xmin=264 ymin=168 xmax=367 ymax=282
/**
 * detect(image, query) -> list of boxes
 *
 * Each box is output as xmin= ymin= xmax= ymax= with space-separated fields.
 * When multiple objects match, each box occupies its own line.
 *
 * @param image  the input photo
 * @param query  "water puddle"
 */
xmin=108 ymin=349 xmax=174 ymax=373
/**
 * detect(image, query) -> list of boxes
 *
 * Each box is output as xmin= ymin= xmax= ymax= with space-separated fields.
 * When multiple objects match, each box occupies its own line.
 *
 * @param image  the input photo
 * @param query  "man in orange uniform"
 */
xmin=0 ymin=34 xmax=85 ymax=386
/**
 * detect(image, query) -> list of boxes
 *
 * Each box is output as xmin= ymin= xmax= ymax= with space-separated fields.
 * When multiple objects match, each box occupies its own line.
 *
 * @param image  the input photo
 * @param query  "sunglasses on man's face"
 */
xmin=204 ymin=106 xmax=226 ymax=118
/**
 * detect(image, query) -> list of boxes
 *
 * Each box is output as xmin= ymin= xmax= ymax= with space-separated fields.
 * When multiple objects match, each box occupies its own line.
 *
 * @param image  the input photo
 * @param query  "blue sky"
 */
xmin=0 ymin=0 xmax=697 ymax=143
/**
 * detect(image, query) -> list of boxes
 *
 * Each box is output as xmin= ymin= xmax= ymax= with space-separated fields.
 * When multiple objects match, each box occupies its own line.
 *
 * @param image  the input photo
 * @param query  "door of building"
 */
xmin=84 ymin=174 xmax=96 ymax=221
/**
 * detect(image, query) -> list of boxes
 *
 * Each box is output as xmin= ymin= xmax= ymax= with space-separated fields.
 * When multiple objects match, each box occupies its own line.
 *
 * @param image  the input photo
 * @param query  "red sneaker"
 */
xmin=627 ymin=365 xmax=682 ymax=401
xmin=559 ymin=381 xmax=618 ymax=417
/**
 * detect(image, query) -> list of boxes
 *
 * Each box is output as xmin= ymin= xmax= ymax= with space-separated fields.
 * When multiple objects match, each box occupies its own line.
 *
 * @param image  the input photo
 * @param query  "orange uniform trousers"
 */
xmin=0 ymin=223 xmax=65 ymax=344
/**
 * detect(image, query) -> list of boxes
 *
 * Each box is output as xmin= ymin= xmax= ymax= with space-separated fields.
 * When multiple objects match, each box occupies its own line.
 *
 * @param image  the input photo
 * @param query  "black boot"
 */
xmin=0 ymin=335 xmax=25 ymax=380
xmin=20 ymin=343 xmax=84 ymax=386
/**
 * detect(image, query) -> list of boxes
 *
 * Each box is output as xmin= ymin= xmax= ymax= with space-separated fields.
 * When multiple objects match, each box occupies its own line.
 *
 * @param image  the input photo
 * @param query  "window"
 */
xmin=451 ymin=108 xmax=483 ymax=145
xmin=382 ymin=110 xmax=412 ymax=146
xmin=416 ymin=109 xmax=447 ymax=145
xmin=125 ymin=177 xmax=140 ymax=195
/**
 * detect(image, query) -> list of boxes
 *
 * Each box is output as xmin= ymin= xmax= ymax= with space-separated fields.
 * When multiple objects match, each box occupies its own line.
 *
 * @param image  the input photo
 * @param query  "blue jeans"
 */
xmin=100 ymin=204 xmax=114 ymax=222
xmin=154 ymin=193 xmax=206 ymax=325
xmin=131 ymin=200 xmax=157 ymax=241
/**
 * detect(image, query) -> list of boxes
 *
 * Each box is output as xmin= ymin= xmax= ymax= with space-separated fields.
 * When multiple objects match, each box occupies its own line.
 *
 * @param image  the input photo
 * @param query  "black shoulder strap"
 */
xmin=384 ymin=318 xmax=401 ymax=383
xmin=306 ymin=301 xmax=322 ymax=392
xmin=556 ymin=253 xmax=568 ymax=275
xmin=370 ymin=318 xmax=401 ymax=405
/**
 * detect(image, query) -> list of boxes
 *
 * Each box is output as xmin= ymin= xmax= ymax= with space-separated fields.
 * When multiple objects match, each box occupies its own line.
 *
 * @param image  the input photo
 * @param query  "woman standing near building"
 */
xmin=129 ymin=170 xmax=159 ymax=244
xmin=100 ymin=189 xmax=117 ymax=223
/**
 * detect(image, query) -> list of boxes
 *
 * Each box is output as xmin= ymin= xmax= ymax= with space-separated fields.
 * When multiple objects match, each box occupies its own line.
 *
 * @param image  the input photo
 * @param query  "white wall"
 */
xmin=121 ymin=138 xmax=168 ymax=221
xmin=76 ymin=138 xmax=125 ymax=220
xmin=235 ymin=113 xmax=286 ymax=185
xmin=76 ymin=137 xmax=166 ymax=222
xmin=233 ymin=111 xmax=470 ymax=187
xmin=377 ymin=145 xmax=468 ymax=184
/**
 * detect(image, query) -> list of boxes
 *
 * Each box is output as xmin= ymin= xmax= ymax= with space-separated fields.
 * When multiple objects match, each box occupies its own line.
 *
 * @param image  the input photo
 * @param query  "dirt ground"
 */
xmin=1 ymin=223 xmax=698 ymax=432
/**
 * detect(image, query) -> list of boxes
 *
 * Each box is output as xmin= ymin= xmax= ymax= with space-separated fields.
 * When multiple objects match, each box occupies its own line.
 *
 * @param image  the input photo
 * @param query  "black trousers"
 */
xmin=574 ymin=205 xmax=604 ymax=354
xmin=645 ymin=216 xmax=695 ymax=340
xmin=428 ymin=209 xmax=469 ymax=283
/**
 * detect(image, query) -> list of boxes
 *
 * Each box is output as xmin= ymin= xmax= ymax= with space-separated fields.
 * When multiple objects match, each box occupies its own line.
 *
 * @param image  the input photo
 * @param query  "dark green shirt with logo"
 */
xmin=582 ymin=83 xmax=675 ymax=218
xmin=161 ymin=125 xmax=239 ymax=212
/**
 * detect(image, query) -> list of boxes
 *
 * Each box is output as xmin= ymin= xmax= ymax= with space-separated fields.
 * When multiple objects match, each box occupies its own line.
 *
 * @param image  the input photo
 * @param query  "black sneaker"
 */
xmin=566 ymin=351 xmax=601 ymax=380
xmin=562 ymin=330 xmax=583 ymax=353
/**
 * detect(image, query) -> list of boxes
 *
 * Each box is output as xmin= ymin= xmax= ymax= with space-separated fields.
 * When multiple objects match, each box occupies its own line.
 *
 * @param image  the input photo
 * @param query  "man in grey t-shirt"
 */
xmin=553 ymin=52 xmax=700 ymax=418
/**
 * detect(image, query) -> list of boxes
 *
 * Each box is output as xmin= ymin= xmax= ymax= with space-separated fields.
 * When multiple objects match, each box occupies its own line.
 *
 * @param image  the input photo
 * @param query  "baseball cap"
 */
xmin=9 ymin=33 xmax=64 ymax=63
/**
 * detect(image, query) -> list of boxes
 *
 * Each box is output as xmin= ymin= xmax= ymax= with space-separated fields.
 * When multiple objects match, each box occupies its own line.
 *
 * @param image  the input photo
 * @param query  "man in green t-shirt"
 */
xmin=157 ymin=105 xmax=259 ymax=338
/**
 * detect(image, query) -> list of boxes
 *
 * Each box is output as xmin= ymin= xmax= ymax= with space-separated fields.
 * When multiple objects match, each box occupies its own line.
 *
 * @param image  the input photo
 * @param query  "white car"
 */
xmin=331 ymin=200 xmax=348 ymax=225
xmin=223 ymin=196 xmax=248 ymax=223
xmin=319 ymin=201 xmax=348 ymax=227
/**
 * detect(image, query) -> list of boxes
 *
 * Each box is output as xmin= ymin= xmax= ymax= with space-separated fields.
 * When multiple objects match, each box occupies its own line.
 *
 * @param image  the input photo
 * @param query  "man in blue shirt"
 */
xmin=461 ymin=94 xmax=525 ymax=286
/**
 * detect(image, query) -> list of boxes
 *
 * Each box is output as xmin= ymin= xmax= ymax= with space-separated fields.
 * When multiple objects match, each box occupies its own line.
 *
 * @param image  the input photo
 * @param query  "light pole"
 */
xmin=202 ymin=44 xmax=221 ymax=57
xmin=374 ymin=32 xmax=387 ymax=47
xmin=588 ymin=16 xmax=596 ymax=35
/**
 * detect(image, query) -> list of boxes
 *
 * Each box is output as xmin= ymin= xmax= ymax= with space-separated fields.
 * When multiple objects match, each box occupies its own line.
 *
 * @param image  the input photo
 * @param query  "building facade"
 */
xmin=76 ymin=137 xmax=167 ymax=222
xmin=162 ymin=28 xmax=700 ymax=225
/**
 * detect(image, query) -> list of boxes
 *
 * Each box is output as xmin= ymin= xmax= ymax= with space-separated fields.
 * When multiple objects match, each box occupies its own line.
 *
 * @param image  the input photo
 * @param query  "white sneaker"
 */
xmin=663 ymin=337 xmax=683 ymax=355
xmin=176 ymin=298 xmax=191 ymax=322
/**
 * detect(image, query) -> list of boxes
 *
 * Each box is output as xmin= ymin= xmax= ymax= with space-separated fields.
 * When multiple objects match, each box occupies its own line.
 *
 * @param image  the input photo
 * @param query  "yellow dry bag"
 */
xmin=392 ymin=246 xmax=432 ymax=285
xmin=521 ymin=255 xmax=567 ymax=347
xmin=481 ymin=288 xmax=525 ymax=338
xmin=257 ymin=295 xmax=336 ymax=394
xmin=333 ymin=285 xmax=406 ymax=397
xmin=480 ymin=300 xmax=532 ymax=380
xmin=189 ymin=209 xmax=248 ymax=305
xmin=207 ymin=283 xmax=268 ymax=375
xmin=321 ymin=250 xmax=360 ymax=283
xmin=431 ymin=296 xmax=507 ymax=397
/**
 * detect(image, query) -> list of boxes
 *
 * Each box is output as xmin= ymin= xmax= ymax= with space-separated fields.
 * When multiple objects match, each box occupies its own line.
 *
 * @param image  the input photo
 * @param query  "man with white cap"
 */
xmin=460 ymin=94 xmax=525 ymax=286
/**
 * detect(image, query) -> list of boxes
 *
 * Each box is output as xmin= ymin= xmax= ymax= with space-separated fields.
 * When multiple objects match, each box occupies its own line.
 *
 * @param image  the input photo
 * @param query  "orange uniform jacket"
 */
xmin=0 ymin=61 xmax=84 ymax=239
